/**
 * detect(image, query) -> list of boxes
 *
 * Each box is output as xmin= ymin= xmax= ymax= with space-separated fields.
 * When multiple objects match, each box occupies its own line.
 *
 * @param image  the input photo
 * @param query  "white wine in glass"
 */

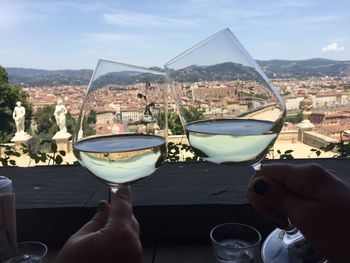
xmin=73 ymin=60 xmax=167 ymax=193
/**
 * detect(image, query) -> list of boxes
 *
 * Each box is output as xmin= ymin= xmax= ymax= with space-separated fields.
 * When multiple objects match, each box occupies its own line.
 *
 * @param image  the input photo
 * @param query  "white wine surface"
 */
xmin=185 ymin=119 xmax=279 ymax=165
xmin=73 ymin=134 xmax=166 ymax=186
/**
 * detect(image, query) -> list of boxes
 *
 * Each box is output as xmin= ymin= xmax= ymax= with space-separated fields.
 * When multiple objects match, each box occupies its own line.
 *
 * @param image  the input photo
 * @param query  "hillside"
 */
xmin=257 ymin=58 xmax=350 ymax=78
xmin=5 ymin=58 xmax=350 ymax=86
xmin=5 ymin=68 xmax=93 ymax=86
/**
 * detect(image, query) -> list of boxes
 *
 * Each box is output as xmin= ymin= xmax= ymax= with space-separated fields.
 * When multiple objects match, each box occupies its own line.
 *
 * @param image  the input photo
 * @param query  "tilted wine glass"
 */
xmin=165 ymin=28 xmax=323 ymax=262
xmin=73 ymin=60 xmax=167 ymax=194
xmin=165 ymin=28 xmax=285 ymax=168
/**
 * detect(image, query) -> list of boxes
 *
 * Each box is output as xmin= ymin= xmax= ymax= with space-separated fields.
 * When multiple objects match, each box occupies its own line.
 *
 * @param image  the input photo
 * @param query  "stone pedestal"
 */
xmin=11 ymin=132 xmax=32 ymax=151
xmin=52 ymin=131 xmax=72 ymax=153
xmin=297 ymin=120 xmax=315 ymax=143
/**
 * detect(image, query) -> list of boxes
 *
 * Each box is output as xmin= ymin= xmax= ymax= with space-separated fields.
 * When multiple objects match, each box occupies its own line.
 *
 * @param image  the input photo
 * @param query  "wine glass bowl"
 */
xmin=73 ymin=60 xmax=167 ymax=192
xmin=165 ymin=28 xmax=286 ymax=167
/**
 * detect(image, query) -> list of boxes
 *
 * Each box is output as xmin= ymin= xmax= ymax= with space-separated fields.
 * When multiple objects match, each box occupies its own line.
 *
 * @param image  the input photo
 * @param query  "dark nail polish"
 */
xmin=98 ymin=201 xmax=107 ymax=211
xmin=253 ymin=179 xmax=268 ymax=195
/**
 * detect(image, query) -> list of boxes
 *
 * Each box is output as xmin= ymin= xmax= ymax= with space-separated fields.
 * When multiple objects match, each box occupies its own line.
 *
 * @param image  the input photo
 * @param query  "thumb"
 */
xmin=248 ymin=176 xmax=307 ymax=228
xmin=75 ymin=200 xmax=111 ymax=236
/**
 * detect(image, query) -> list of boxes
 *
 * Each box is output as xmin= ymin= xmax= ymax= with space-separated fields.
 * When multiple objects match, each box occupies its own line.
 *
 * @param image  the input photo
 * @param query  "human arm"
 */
xmin=247 ymin=163 xmax=350 ymax=263
xmin=54 ymin=186 xmax=142 ymax=263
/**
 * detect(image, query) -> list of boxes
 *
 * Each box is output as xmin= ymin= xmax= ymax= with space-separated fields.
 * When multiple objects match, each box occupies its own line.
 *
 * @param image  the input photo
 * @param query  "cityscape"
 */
xmin=8 ymin=66 xmax=347 ymax=164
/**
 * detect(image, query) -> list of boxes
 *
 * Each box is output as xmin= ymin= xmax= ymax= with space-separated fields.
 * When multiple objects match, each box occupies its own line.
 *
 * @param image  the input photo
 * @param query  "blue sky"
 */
xmin=0 ymin=0 xmax=349 ymax=69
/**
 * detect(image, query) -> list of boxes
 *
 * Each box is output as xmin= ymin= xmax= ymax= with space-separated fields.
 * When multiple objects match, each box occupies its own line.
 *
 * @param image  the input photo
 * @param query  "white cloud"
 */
xmin=321 ymin=42 xmax=345 ymax=52
xmin=102 ymin=12 xmax=198 ymax=28
xmin=86 ymin=33 xmax=136 ymax=43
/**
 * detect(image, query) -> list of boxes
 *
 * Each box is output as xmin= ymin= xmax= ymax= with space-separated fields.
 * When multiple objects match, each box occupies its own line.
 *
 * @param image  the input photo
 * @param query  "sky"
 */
xmin=0 ymin=0 xmax=349 ymax=70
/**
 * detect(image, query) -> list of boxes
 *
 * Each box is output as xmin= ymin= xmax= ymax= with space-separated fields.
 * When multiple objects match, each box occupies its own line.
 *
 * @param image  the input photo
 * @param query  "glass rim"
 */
xmin=73 ymin=133 xmax=166 ymax=153
xmin=0 ymin=241 xmax=48 ymax=259
xmin=210 ymin=223 xmax=262 ymax=250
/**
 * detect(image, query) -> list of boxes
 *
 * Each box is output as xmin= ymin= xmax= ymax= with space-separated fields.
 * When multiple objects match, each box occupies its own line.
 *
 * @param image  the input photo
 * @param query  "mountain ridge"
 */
xmin=5 ymin=58 xmax=350 ymax=86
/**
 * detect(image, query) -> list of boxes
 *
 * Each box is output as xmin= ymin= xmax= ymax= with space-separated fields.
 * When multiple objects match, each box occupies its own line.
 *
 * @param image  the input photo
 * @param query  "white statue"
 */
xmin=54 ymin=99 xmax=68 ymax=133
xmin=13 ymin=101 xmax=25 ymax=134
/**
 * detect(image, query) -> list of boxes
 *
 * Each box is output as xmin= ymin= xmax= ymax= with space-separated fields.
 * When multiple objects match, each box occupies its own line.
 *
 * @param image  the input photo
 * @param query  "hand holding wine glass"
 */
xmin=54 ymin=186 xmax=142 ymax=263
xmin=247 ymin=163 xmax=350 ymax=263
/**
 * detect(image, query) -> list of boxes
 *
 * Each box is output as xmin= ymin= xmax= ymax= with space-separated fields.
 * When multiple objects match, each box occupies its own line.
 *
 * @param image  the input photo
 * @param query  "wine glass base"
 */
xmin=261 ymin=228 xmax=326 ymax=263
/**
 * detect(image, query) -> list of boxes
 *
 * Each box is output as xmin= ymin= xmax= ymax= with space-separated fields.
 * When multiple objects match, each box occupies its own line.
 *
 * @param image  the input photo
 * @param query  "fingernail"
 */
xmin=97 ymin=201 xmax=107 ymax=211
xmin=253 ymin=179 xmax=269 ymax=196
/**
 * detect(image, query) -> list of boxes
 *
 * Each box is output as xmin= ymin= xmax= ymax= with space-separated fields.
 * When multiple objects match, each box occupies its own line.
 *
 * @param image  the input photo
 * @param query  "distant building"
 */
xmin=121 ymin=110 xmax=144 ymax=123
xmin=96 ymin=111 xmax=115 ymax=125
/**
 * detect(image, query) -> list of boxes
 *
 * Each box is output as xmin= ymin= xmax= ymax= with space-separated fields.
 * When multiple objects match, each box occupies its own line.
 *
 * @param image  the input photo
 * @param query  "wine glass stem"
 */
xmin=109 ymin=187 xmax=119 ymax=202
xmin=110 ymin=187 xmax=119 ymax=194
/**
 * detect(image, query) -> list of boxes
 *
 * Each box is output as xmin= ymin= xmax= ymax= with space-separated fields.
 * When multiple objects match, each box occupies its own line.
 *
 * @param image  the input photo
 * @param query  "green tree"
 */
xmin=82 ymin=109 xmax=97 ymax=136
xmin=33 ymin=105 xmax=76 ymax=153
xmin=0 ymin=66 xmax=8 ymax=83
xmin=34 ymin=105 xmax=58 ymax=140
xmin=0 ymin=65 xmax=32 ymax=142
xmin=34 ymin=105 xmax=76 ymax=139
xmin=167 ymin=106 xmax=205 ymax=135
xmin=65 ymin=111 xmax=77 ymax=135
xmin=285 ymin=112 xmax=303 ymax=124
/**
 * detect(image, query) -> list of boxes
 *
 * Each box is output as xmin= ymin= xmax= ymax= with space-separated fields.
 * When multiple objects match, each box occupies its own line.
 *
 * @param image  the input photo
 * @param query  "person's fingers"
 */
xmin=259 ymin=163 xmax=334 ymax=200
xmin=108 ymin=186 xmax=133 ymax=225
xmin=74 ymin=200 xmax=111 ymax=236
xmin=247 ymin=185 xmax=289 ymax=229
xmin=248 ymin=176 xmax=310 ymax=225
xmin=130 ymin=215 xmax=140 ymax=235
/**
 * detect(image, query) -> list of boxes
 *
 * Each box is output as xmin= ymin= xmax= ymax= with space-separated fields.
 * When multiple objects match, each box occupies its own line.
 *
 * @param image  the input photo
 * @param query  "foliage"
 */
xmin=167 ymin=106 xmax=205 ymax=135
xmin=165 ymin=142 xmax=203 ymax=162
xmin=83 ymin=109 xmax=97 ymax=137
xmin=34 ymin=105 xmax=59 ymax=139
xmin=168 ymin=112 xmax=184 ymax=135
xmin=0 ymin=66 xmax=33 ymax=142
xmin=0 ymin=144 xmax=20 ymax=166
xmin=0 ymin=141 xmax=67 ymax=167
xmin=26 ymin=140 xmax=67 ymax=165
xmin=321 ymin=141 xmax=350 ymax=158
xmin=34 ymin=104 xmax=76 ymax=138
xmin=0 ymin=65 xmax=9 ymax=83
xmin=281 ymin=91 xmax=291 ymax=96
xmin=31 ymin=105 xmax=76 ymax=153
xmin=309 ymin=148 xmax=322 ymax=158
xmin=276 ymin=149 xmax=295 ymax=159
xmin=285 ymin=112 xmax=303 ymax=124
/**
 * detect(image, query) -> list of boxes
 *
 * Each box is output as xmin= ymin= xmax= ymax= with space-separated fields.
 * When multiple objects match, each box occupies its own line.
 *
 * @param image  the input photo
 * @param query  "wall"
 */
xmin=303 ymin=131 xmax=338 ymax=149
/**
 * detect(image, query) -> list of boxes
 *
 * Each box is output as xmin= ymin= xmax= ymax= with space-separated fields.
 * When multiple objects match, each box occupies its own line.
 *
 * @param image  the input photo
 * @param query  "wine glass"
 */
xmin=165 ymin=28 xmax=323 ymax=262
xmin=73 ymin=59 xmax=167 ymax=194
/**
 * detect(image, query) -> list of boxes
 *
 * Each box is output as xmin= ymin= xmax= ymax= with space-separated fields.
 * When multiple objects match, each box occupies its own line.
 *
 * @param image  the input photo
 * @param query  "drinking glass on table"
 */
xmin=210 ymin=223 xmax=261 ymax=263
xmin=73 ymin=60 xmax=167 ymax=195
xmin=0 ymin=241 xmax=47 ymax=263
